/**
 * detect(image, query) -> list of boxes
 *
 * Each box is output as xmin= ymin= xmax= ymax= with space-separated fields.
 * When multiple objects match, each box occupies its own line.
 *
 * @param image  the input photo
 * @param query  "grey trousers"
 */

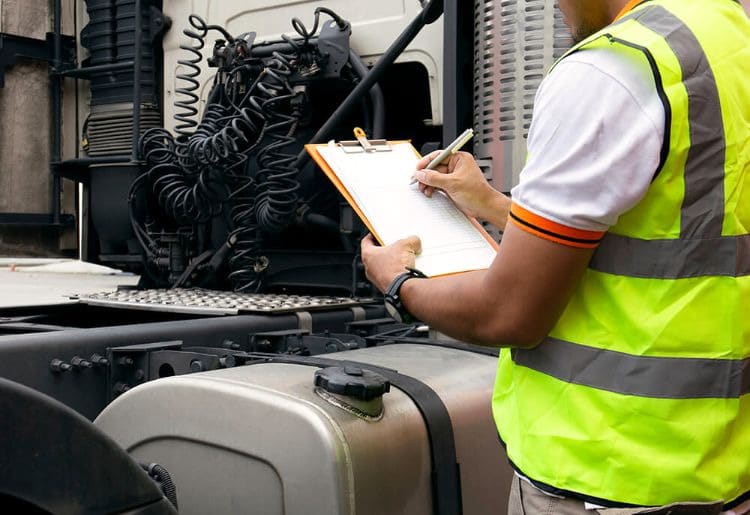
xmin=507 ymin=475 xmax=725 ymax=515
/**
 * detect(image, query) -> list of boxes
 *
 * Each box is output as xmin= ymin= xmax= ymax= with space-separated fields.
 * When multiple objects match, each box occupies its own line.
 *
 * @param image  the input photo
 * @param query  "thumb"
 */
xmin=401 ymin=235 xmax=422 ymax=255
xmin=412 ymin=169 xmax=450 ymax=189
xmin=360 ymin=233 xmax=377 ymax=250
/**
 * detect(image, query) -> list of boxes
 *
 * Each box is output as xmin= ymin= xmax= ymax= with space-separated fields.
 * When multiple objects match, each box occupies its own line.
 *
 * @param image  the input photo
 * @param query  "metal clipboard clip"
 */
xmin=338 ymin=127 xmax=392 ymax=153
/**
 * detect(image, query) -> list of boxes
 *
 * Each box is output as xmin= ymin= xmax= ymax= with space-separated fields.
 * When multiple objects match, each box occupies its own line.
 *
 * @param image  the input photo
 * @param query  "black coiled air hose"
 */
xmin=174 ymin=15 xmax=208 ymax=140
xmin=133 ymin=11 xmax=354 ymax=291
xmin=150 ymin=162 xmax=228 ymax=225
xmin=223 ymin=52 xmax=305 ymax=291
xmin=252 ymin=54 xmax=301 ymax=233
xmin=139 ymin=128 xmax=228 ymax=226
xmin=186 ymin=88 xmax=264 ymax=172
xmin=174 ymin=15 xmax=237 ymax=139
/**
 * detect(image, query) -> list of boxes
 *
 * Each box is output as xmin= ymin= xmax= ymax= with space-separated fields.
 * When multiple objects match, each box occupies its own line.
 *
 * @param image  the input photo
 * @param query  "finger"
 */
xmin=412 ymin=168 xmax=451 ymax=189
xmin=416 ymin=150 xmax=443 ymax=170
xmin=417 ymin=182 xmax=434 ymax=198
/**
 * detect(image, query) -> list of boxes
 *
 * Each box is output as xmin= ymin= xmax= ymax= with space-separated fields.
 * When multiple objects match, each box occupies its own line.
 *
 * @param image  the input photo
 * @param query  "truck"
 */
xmin=5 ymin=1 xmax=742 ymax=514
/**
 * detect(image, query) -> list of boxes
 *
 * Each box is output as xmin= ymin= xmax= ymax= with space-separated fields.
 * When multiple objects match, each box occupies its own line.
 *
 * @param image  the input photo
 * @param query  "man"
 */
xmin=361 ymin=0 xmax=750 ymax=513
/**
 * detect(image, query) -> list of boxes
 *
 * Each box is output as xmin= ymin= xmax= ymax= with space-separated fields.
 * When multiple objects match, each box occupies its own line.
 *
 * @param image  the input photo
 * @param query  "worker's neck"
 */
xmin=609 ymin=0 xmax=641 ymax=22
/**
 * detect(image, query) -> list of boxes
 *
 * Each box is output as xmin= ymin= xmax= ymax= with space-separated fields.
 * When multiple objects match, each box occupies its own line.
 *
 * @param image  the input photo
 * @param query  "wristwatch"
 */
xmin=383 ymin=268 xmax=427 ymax=323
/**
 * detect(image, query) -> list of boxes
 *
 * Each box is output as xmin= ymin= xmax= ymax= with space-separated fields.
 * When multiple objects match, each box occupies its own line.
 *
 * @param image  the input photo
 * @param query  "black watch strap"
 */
xmin=384 ymin=268 xmax=426 ymax=322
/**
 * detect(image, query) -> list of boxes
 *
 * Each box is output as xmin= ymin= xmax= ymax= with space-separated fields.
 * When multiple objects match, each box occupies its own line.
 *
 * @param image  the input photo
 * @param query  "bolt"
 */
xmin=113 ymin=382 xmax=131 ymax=395
xmin=118 ymin=356 xmax=134 ymax=367
xmin=70 ymin=356 xmax=92 ymax=370
xmin=219 ymin=355 xmax=236 ymax=368
xmin=90 ymin=354 xmax=109 ymax=367
xmin=134 ymin=369 xmax=146 ymax=382
xmin=222 ymin=339 xmax=240 ymax=350
xmin=50 ymin=359 xmax=71 ymax=373
xmin=190 ymin=360 xmax=204 ymax=373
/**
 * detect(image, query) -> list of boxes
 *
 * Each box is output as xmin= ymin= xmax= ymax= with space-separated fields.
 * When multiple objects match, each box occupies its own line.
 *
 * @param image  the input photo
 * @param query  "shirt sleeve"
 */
xmin=510 ymin=48 xmax=665 ymax=243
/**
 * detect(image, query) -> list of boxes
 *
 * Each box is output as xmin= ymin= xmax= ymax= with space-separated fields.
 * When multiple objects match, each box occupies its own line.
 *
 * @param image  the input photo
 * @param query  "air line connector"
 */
xmin=90 ymin=353 xmax=109 ymax=367
xmin=70 ymin=356 xmax=92 ymax=370
xmin=113 ymin=382 xmax=131 ymax=396
xmin=49 ymin=359 xmax=72 ymax=373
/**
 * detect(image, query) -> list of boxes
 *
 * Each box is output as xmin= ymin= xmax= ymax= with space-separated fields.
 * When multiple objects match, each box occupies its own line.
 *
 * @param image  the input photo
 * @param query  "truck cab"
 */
xmin=0 ymin=1 xmax=575 ymax=513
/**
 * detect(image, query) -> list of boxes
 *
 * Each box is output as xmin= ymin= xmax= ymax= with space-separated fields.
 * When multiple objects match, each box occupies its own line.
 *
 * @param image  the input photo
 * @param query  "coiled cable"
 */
xmin=139 ymin=128 xmax=228 ymax=225
xmin=186 ymin=87 xmax=265 ymax=172
xmin=174 ymin=16 xmax=237 ymax=139
xmin=173 ymin=15 xmax=209 ymax=140
xmin=134 ymin=10 xmax=354 ymax=291
xmin=252 ymin=53 xmax=301 ymax=233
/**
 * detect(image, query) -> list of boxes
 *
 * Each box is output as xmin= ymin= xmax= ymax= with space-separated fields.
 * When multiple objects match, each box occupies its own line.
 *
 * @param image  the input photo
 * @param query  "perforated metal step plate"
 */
xmin=73 ymin=288 xmax=377 ymax=315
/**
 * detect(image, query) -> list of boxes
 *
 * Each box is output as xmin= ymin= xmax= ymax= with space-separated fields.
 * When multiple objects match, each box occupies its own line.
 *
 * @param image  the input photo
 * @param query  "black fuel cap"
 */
xmin=314 ymin=366 xmax=390 ymax=401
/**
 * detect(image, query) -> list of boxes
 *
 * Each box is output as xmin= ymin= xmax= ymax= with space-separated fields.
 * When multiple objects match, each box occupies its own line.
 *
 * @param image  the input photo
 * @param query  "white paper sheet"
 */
xmin=317 ymin=142 xmax=497 ymax=277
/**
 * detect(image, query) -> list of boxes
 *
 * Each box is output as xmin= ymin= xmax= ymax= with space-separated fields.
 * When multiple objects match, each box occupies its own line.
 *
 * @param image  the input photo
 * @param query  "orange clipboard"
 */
xmin=305 ymin=132 xmax=499 ymax=277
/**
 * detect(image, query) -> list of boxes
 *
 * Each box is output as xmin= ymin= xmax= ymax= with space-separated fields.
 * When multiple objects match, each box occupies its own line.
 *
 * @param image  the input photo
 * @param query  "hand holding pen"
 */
xmin=409 ymin=128 xmax=474 ymax=185
xmin=411 ymin=128 xmax=508 ymax=223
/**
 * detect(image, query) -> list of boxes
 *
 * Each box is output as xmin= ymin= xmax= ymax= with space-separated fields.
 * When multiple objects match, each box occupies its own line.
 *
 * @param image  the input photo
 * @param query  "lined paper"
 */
xmin=316 ymin=142 xmax=497 ymax=277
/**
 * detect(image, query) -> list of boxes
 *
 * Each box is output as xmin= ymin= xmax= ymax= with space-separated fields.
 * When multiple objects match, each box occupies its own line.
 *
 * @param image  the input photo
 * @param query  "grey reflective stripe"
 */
xmin=512 ymin=337 xmax=750 ymax=399
xmin=589 ymin=6 xmax=737 ymax=278
xmin=635 ymin=7 xmax=726 ymax=239
xmin=590 ymin=232 xmax=750 ymax=278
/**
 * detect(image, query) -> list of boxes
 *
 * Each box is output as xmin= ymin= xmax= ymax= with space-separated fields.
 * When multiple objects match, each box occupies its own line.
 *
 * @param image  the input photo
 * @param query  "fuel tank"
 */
xmin=95 ymin=343 xmax=513 ymax=514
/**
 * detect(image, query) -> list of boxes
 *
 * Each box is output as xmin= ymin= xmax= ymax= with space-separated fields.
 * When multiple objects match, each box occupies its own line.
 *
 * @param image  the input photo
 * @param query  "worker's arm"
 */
xmin=360 ymin=222 xmax=595 ymax=348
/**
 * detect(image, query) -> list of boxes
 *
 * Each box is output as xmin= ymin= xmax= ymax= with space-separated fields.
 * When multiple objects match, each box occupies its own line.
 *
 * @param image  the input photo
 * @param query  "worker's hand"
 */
xmin=725 ymin=498 xmax=750 ymax=515
xmin=412 ymin=151 xmax=502 ymax=222
xmin=360 ymin=234 xmax=421 ymax=293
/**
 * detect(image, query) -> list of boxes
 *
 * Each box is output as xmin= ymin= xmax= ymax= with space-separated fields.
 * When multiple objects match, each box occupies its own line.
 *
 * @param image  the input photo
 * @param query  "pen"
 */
xmin=410 ymin=128 xmax=474 ymax=185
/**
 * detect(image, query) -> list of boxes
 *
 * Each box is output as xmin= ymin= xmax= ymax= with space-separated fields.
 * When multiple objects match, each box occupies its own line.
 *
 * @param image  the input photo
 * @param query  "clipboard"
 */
xmin=305 ymin=129 xmax=499 ymax=278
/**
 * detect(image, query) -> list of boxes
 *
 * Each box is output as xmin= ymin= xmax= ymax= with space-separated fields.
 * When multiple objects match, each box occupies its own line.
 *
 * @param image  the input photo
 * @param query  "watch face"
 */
xmin=384 ymin=298 xmax=403 ymax=323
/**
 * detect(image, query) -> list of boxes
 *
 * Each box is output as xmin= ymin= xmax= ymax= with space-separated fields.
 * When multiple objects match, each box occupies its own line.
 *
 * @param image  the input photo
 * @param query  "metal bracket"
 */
xmin=108 ymin=340 xmax=255 ymax=399
xmin=295 ymin=311 xmax=313 ymax=333
xmin=249 ymin=329 xmax=364 ymax=355
xmin=345 ymin=317 xmax=409 ymax=338
xmin=107 ymin=341 xmax=183 ymax=401
xmin=0 ymin=32 xmax=76 ymax=88
xmin=0 ymin=213 xmax=75 ymax=227
xmin=317 ymin=18 xmax=351 ymax=77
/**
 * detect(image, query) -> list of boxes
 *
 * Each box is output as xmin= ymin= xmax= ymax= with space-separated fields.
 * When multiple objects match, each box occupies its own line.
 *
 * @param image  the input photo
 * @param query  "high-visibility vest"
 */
xmin=493 ymin=0 xmax=750 ymax=507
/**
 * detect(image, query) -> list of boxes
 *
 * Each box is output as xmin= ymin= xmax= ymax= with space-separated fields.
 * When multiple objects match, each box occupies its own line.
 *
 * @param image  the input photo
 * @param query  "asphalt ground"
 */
xmin=0 ymin=259 xmax=139 ymax=308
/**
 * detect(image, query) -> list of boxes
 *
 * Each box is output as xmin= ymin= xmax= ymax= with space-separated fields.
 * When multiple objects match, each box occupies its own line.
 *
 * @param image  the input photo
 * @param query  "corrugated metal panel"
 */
xmin=473 ymin=0 xmax=571 ymax=192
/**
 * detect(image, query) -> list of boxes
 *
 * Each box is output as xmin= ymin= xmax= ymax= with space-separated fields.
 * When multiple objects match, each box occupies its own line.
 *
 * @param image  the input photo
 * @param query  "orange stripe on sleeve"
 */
xmin=509 ymin=203 xmax=605 ymax=249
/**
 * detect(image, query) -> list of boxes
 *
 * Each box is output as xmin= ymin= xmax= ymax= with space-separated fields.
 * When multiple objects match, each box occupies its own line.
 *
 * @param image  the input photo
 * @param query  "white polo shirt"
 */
xmin=509 ymin=46 xmax=665 ymax=246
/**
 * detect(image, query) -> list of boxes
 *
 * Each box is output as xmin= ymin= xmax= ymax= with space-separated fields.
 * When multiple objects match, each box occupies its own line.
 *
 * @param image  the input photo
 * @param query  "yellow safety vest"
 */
xmin=493 ymin=0 xmax=750 ymax=507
